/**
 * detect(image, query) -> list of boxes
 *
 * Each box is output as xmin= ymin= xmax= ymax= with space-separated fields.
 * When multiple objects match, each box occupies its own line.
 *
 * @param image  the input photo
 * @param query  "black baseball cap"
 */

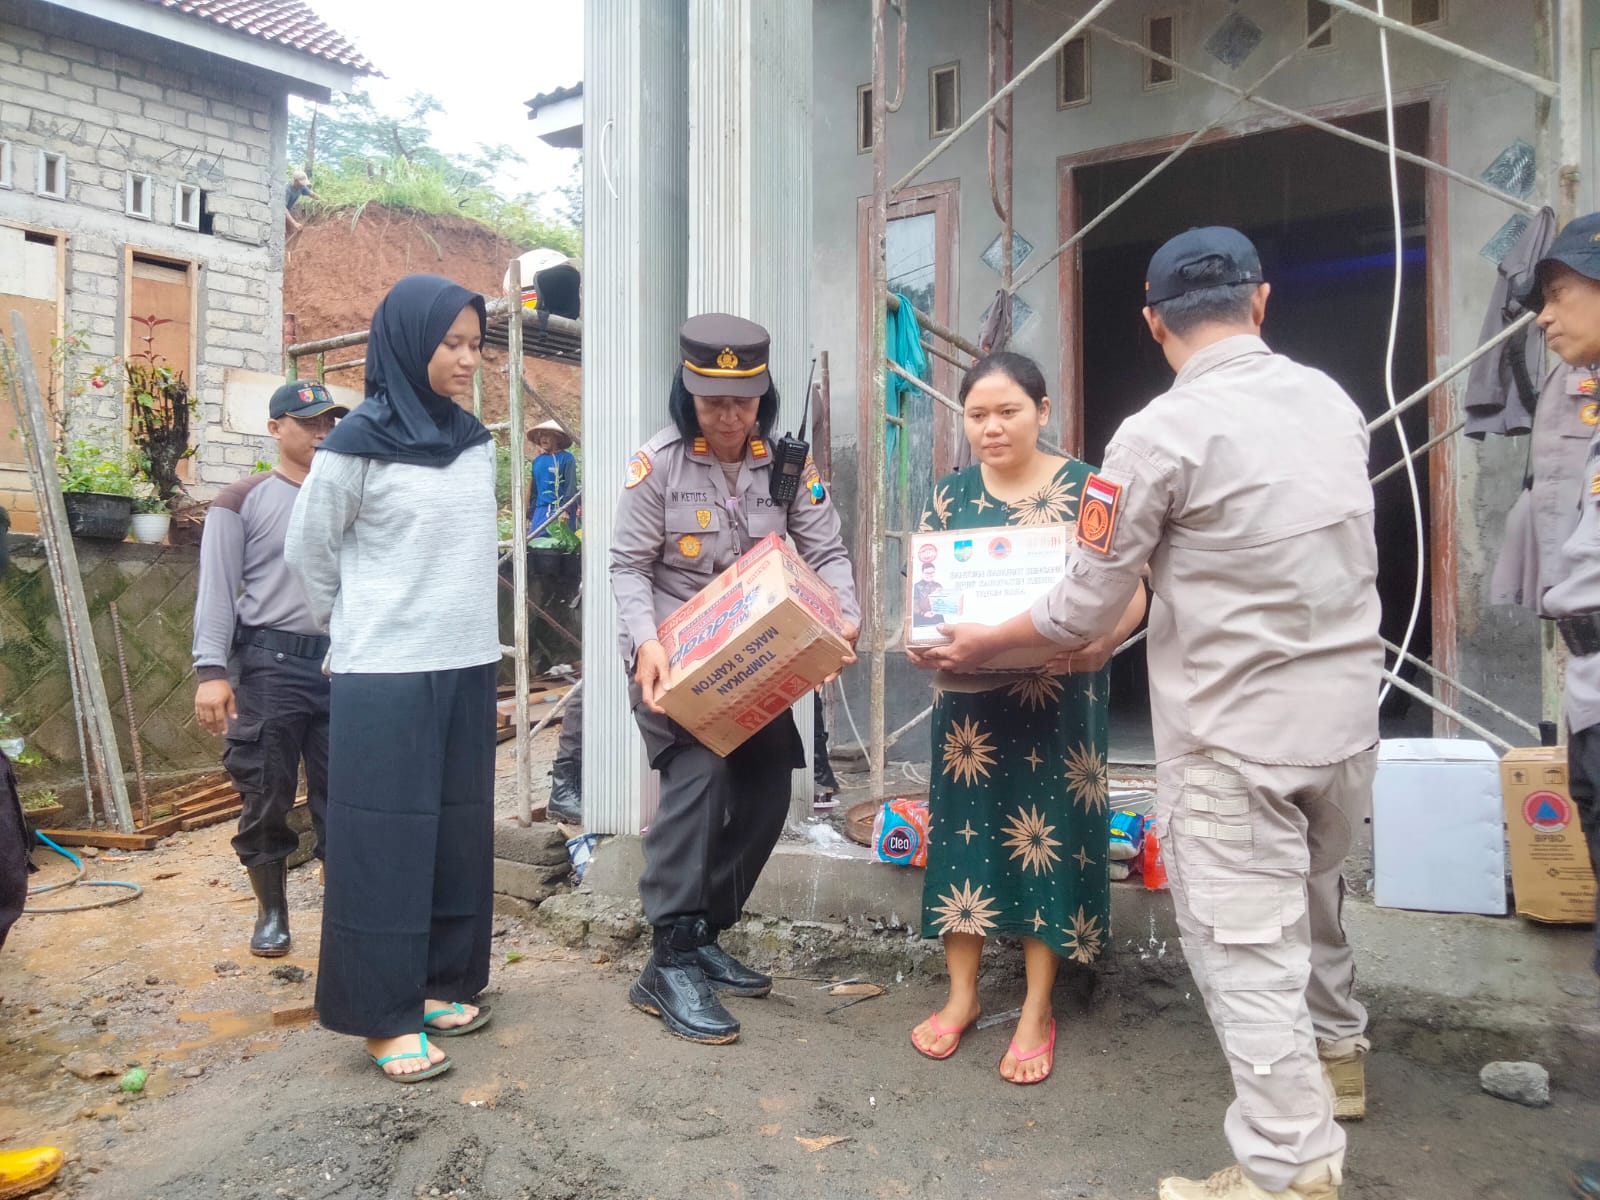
xmin=1145 ymin=226 xmax=1264 ymax=306
xmin=1524 ymin=213 xmax=1600 ymax=306
xmin=269 ymin=380 xmax=349 ymax=421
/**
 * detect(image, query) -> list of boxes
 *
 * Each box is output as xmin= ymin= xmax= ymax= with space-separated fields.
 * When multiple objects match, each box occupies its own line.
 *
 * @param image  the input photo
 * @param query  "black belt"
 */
xmin=1556 ymin=613 xmax=1600 ymax=657
xmin=238 ymin=626 xmax=330 ymax=660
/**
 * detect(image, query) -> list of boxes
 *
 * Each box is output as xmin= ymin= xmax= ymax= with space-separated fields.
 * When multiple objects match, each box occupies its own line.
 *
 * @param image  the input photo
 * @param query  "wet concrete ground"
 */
xmin=0 ymin=738 xmax=1595 ymax=1199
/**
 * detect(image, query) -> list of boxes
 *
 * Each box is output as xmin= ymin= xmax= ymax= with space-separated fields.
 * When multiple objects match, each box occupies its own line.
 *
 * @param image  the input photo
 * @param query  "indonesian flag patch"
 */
xmin=1077 ymin=473 xmax=1122 ymax=556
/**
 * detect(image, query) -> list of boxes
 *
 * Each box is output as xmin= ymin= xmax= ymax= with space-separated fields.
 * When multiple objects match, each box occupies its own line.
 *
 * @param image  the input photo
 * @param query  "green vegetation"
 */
xmin=288 ymin=88 xmax=580 ymax=255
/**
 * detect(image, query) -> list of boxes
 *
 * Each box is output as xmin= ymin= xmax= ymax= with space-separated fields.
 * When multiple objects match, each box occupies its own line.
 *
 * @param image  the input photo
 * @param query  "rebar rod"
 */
xmin=891 ymin=0 xmax=1120 ymax=196
xmin=109 ymin=602 xmax=149 ymax=827
xmin=1087 ymin=21 xmax=1539 ymax=218
xmin=505 ymin=260 xmax=533 ymax=827
xmin=1319 ymin=0 xmax=1557 ymax=97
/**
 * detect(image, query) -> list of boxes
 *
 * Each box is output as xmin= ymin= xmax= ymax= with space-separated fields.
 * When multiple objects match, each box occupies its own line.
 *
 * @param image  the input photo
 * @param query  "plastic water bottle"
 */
xmin=1142 ymin=819 xmax=1169 ymax=890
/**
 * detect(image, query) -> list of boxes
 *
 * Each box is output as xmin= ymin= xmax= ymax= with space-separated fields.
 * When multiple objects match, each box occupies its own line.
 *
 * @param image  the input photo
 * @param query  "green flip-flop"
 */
xmin=422 ymin=1001 xmax=493 ymax=1037
xmin=370 ymin=1031 xmax=452 ymax=1083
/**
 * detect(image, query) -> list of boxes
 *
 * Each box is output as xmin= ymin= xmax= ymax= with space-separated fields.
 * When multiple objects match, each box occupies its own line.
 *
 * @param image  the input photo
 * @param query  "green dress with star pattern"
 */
xmin=918 ymin=459 xmax=1111 ymax=964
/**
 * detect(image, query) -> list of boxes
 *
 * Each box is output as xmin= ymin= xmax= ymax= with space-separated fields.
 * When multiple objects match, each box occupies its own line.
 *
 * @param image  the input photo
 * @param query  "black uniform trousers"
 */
xmin=554 ymin=676 xmax=582 ymax=766
xmin=224 ymin=639 xmax=331 ymax=868
xmin=314 ymin=663 xmax=497 ymax=1038
xmin=632 ymin=681 xmax=806 ymax=929
xmin=0 ymin=751 xmax=33 ymax=954
xmin=1565 ymin=724 xmax=1600 ymax=976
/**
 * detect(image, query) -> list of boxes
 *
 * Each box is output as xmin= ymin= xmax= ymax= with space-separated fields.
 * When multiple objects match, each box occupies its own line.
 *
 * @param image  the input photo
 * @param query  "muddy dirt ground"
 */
xmin=1 ymin=735 xmax=1596 ymax=1200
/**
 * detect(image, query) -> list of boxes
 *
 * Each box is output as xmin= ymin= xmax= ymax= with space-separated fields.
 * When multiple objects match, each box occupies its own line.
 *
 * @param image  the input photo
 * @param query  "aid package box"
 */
xmin=1499 ymin=746 xmax=1598 ymax=923
xmin=656 ymin=532 xmax=852 ymax=757
xmin=904 ymin=523 xmax=1072 ymax=670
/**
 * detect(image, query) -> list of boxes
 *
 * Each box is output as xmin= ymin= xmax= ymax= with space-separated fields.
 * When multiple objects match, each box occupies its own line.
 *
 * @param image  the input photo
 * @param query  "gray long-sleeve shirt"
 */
xmin=191 ymin=470 xmax=321 ymax=683
xmin=283 ymin=443 xmax=502 ymax=675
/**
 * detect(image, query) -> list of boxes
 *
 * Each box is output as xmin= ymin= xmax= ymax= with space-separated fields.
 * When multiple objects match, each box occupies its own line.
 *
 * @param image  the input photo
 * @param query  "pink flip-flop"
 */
xmin=911 ymin=1011 xmax=978 ymax=1061
xmin=1000 ymin=1017 xmax=1056 ymax=1085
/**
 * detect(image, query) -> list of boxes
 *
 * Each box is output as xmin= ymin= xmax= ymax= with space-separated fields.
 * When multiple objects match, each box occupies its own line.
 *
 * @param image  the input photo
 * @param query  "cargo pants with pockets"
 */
xmin=1155 ymin=746 xmax=1377 ymax=1192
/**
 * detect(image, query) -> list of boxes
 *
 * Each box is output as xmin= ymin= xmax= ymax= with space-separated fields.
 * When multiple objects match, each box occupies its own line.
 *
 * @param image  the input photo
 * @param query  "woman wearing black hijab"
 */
xmin=286 ymin=275 xmax=500 ymax=1082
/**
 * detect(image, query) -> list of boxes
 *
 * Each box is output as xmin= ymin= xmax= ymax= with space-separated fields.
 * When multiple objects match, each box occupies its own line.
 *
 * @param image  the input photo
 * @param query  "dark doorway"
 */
xmin=1073 ymin=104 xmax=1435 ymax=758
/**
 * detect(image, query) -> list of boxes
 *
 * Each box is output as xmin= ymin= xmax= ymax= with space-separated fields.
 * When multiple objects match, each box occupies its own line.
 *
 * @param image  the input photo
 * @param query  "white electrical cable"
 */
xmin=1374 ymin=0 xmax=1427 ymax=711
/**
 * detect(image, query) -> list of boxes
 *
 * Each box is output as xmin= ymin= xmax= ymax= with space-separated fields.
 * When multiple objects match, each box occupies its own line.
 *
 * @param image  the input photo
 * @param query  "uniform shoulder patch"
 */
xmin=1583 ymin=400 xmax=1599 ymax=427
xmin=1077 ymin=473 xmax=1122 ymax=556
xmin=625 ymin=449 xmax=653 ymax=489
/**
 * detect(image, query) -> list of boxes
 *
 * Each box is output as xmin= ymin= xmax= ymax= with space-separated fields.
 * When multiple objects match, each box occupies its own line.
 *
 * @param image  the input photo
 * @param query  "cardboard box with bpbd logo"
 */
xmin=1499 ymin=746 xmax=1598 ymax=924
xmin=904 ymin=524 xmax=1073 ymax=670
xmin=656 ymin=533 xmax=852 ymax=757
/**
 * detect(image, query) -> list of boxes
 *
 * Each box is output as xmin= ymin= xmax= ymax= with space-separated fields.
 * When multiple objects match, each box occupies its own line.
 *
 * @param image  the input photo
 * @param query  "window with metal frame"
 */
xmin=857 ymin=84 xmax=874 ymax=154
xmin=1144 ymin=14 xmax=1177 ymax=88
xmin=1057 ymin=35 xmax=1090 ymax=108
xmin=929 ymin=63 xmax=959 ymax=137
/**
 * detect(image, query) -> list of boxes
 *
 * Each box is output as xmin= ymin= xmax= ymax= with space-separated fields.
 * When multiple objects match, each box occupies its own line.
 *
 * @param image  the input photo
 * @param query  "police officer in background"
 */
xmin=919 ymin=228 xmax=1380 ymax=1200
xmin=610 ymin=314 xmax=859 ymax=1045
xmin=1525 ymin=224 xmax=1600 ymax=1200
xmin=193 ymin=381 xmax=347 ymax=957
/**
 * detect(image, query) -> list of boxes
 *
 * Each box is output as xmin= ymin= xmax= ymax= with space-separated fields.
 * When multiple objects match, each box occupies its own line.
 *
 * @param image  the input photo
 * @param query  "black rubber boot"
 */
xmin=547 ymin=758 xmax=582 ymax=824
xmin=246 ymin=861 xmax=291 ymax=958
xmin=697 ymin=938 xmax=772 ymax=997
xmin=629 ymin=918 xmax=740 ymax=1044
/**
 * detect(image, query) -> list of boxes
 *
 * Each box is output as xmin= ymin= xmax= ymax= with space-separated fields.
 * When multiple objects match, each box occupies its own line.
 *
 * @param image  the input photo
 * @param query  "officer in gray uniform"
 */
xmin=919 ymin=229 xmax=1380 ymax=1200
xmin=1527 ymin=214 xmax=1600 ymax=985
xmin=1489 ymin=358 xmax=1598 ymax=609
xmin=610 ymin=313 xmax=860 ymax=1045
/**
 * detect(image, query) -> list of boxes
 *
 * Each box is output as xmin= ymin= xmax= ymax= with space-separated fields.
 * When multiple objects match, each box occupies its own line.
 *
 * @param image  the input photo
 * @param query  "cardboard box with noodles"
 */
xmin=904 ymin=523 xmax=1072 ymax=671
xmin=1499 ymin=745 xmax=1598 ymax=924
xmin=656 ymin=533 xmax=852 ymax=756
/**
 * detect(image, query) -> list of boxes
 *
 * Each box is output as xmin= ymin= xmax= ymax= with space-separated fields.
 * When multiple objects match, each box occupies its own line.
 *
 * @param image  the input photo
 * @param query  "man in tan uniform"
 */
xmin=920 ymin=228 xmax=1381 ymax=1200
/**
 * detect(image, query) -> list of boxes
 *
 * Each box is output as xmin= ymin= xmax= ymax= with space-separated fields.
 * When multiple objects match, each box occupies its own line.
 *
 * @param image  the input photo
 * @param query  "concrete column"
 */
xmin=581 ymin=0 xmax=690 ymax=835
xmin=687 ymin=0 xmax=820 ymax=822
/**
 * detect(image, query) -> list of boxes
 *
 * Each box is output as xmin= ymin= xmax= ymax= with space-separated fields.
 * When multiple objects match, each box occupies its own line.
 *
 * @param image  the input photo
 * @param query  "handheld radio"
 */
xmin=769 ymin=357 xmax=817 ymax=504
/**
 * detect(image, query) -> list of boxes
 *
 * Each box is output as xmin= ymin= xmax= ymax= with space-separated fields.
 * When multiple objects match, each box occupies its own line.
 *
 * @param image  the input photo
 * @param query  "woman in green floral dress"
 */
xmin=907 ymin=352 xmax=1145 ymax=1084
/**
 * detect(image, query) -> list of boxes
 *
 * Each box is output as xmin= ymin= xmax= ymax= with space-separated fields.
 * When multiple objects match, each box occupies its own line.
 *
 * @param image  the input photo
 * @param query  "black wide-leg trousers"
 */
xmin=315 ymin=663 xmax=497 ymax=1038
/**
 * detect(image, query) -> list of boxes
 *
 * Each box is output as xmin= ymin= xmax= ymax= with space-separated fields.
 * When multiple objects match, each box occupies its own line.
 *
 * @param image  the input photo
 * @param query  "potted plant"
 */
xmin=57 ymin=440 xmax=136 ymax=540
xmin=129 ymin=488 xmax=171 ymax=544
xmin=19 ymin=788 xmax=62 ymax=830
xmin=528 ymin=515 xmax=582 ymax=580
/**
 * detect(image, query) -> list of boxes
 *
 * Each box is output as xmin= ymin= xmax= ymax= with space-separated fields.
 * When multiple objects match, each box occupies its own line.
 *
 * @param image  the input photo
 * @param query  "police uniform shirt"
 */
xmin=610 ymin=427 xmax=860 ymax=663
xmin=1029 ymin=334 xmax=1384 ymax=767
xmin=1539 ymin=410 xmax=1600 ymax=734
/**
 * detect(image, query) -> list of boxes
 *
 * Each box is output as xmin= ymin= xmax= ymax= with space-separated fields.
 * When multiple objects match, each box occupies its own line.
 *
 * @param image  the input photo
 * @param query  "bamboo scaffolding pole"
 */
xmin=505 ymin=260 xmax=534 ymax=827
xmin=4 ymin=316 xmax=135 ymax=832
xmin=1366 ymin=313 xmax=1537 ymax=434
xmin=1012 ymin=13 xmax=1339 ymax=295
xmin=1319 ymin=0 xmax=1557 ymax=97
xmin=1381 ymin=637 xmax=1540 ymax=739
xmin=1086 ymin=22 xmax=1539 ymax=218
xmin=891 ymin=0 xmax=1119 ymax=196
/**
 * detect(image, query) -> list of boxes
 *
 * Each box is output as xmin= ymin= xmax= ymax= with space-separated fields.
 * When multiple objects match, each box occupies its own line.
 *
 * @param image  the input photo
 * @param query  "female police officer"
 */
xmin=610 ymin=313 xmax=860 ymax=1044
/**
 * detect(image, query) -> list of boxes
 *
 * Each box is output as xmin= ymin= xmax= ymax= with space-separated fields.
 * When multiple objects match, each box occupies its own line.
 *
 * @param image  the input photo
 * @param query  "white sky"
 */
xmin=298 ymin=0 xmax=584 ymax=209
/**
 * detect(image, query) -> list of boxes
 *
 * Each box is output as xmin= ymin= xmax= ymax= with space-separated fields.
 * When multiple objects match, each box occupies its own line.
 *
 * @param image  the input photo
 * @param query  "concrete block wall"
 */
xmin=0 ymin=5 xmax=290 ymax=506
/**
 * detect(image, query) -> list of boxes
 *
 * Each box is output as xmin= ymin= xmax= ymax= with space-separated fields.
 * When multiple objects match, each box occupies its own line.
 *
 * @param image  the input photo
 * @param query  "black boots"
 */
xmin=696 ymin=940 xmax=773 ymax=997
xmin=547 ymin=758 xmax=582 ymax=824
xmin=630 ymin=918 xmax=740 ymax=1044
xmin=246 ymin=861 xmax=291 ymax=958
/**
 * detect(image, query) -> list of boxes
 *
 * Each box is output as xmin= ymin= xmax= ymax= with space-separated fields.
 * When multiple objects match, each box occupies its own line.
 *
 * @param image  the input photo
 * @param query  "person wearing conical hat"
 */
xmin=527 ymin=419 xmax=579 ymax=537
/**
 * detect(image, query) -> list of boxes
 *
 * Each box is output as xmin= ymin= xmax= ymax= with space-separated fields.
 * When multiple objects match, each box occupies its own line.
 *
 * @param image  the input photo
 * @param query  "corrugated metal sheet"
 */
xmin=581 ymin=0 xmax=690 ymax=836
xmin=138 ymin=0 xmax=378 ymax=72
xmin=687 ymin=0 xmax=817 ymax=817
